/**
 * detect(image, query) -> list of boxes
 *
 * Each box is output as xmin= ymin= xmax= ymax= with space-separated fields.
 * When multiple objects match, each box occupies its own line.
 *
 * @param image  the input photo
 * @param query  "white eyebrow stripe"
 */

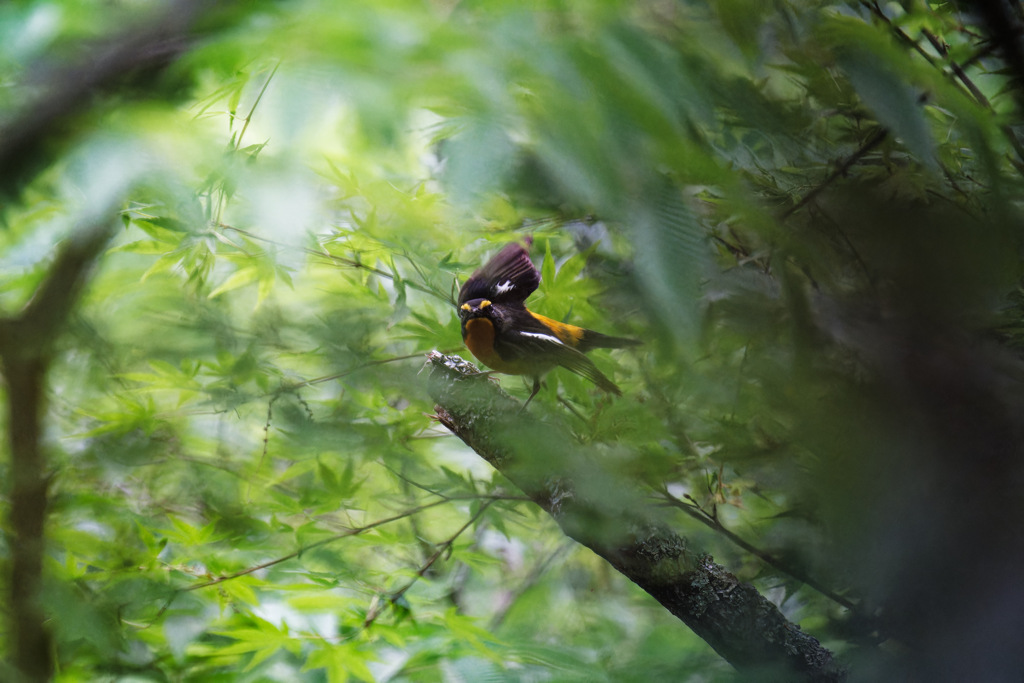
xmin=520 ymin=331 xmax=563 ymax=344
xmin=494 ymin=280 xmax=515 ymax=294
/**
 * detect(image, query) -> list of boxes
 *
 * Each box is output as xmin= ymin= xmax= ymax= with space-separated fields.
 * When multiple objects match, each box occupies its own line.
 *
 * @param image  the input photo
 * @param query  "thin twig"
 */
xmin=214 ymin=62 xmax=281 ymax=224
xmin=154 ymin=498 xmax=480 ymax=618
xmin=145 ymin=354 xmax=426 ymax=424
xmin=807 ymin=203 xmax=877 ymax=290
xmin=861 ymin=0 xmax=1024 ymax=169
xmin=217 ymin=222 xmax=452 ymax=304
xmin=235 ymin=62 xmax=280 ymax=151
xmin=381 ymin=462 xmax=451 ymax=498
xmin=781 ymin=128 xmax=888 ymax=219
xmin=920 ymin=28 xmax=1024 ymax=165
xmin=139 ymin=493 xmax=521 ymax=629
xmin=181 ymin=501 xmax=437 ymax=591
xmin=488 ymin=541 xmax=574 ymax=630
xmin=921 ymin=28 xmax=992 ymax=108
xmin=362 ymin=499 xmax=495 ymax=628
xmin=292 ymin=354 xmax=426 ymax=389
xmin=861 ymin=1 xmax=936 ymax=65
xmin=247 ymin=393 xmax=280 ymax=503
xmin=660 ymin=489 xmax=857 ymax=612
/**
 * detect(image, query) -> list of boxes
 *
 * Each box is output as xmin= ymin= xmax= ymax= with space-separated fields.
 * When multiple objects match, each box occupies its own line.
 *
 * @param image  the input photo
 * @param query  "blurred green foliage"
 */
xmin=2 ymin=0 xmax=1023 ymax=680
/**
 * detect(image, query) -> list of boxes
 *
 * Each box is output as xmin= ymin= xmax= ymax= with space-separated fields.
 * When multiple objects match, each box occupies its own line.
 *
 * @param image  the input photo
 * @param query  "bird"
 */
xmin=457 ymin=240 xmax=638 ymax=408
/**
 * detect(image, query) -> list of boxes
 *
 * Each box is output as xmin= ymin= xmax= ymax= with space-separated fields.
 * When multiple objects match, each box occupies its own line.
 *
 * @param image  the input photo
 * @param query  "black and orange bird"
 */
xmin=457 ymin=241 xmax=639 ymax=407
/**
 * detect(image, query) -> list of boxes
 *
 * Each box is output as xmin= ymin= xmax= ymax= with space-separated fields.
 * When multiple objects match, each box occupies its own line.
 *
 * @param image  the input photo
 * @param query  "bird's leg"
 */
xmin=520 ymin=376 xmax=542 ymax=413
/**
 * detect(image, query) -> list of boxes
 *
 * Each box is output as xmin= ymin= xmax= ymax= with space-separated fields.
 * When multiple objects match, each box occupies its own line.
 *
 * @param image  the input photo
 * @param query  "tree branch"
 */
xmin=0 ymin=0 xmax=218 ymax=199
xmin=861 ymin=0 xmax=1024 ymax=169
xmin=0 ymin=221 xmax=114 ymax=683
xmin=426 ymin=352 xmax=846 ymax=681
xmin=0 ymin=3 xmax=262 ymax=679
xmin=971 ymin=0 xmax=1024 ymax=113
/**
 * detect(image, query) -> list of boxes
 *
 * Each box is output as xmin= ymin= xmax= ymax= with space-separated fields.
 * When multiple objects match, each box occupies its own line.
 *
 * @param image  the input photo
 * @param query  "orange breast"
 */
xmin=465 ymin=318 xmax=497 ymax=363
xmin=464 ymin=317 xmax=528 ymax=375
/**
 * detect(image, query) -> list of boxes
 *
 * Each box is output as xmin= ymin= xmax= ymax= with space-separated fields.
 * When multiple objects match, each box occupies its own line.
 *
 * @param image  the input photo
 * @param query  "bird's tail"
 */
xmin=577 ymin=329 xmax=640 ymax=353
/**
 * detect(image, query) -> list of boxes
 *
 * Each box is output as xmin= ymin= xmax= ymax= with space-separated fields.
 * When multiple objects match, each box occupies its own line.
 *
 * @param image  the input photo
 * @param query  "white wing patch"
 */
xmin=494 ymin=280 xmax=515 ymax=295
xmin=520 ymin=331 xmax=563 ymax=345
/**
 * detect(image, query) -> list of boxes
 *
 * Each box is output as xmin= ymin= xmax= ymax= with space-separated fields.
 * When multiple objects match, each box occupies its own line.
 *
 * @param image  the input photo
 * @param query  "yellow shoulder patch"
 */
xmin=527 ymin=311 xmax=585 ymax=347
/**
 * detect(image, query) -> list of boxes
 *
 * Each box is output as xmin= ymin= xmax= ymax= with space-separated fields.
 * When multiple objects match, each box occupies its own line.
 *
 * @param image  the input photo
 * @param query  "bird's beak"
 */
xmin=459 ymin=299 xmax=492 ymax=319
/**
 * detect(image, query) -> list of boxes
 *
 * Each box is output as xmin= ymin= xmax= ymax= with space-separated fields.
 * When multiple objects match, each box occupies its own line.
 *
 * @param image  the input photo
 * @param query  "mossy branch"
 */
xmin=426 ymin=351 xmax=846 ymax=681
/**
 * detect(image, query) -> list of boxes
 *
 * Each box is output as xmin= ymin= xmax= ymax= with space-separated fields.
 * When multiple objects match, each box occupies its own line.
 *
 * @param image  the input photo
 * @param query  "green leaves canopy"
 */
xmin=2 ymin=0 xmax=1023 ymax=680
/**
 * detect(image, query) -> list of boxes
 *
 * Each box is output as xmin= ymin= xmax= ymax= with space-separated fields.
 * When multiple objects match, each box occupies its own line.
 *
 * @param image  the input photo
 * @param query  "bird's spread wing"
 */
xmin=458 ymin=242 xmax=540 ymax=306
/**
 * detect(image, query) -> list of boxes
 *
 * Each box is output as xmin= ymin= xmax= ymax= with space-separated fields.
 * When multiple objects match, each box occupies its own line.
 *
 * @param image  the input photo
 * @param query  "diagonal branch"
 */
xmin=657 ymin=490 xmax=859 ymax=613
xmin=781 ymin=128 xmax=888 ymax=220
xmin=135 ymin=495 xmax=522 ymax=634
xmin=0 ymin=0 xmax=214 ymax=199
xmin=860 ymin=0 xmax=1024 ymax=168
xmin=363 ymin=499 xmax=494 ymax=628
xmin=426 ymin=351 xmax=846 ymax=681
xmin=971 ymin=0 xmax=1024 ymax=113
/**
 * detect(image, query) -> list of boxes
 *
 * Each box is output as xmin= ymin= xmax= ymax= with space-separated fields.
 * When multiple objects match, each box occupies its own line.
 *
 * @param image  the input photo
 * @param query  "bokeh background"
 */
xmin=2 ymin=0 xmax=1024 ymax=680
